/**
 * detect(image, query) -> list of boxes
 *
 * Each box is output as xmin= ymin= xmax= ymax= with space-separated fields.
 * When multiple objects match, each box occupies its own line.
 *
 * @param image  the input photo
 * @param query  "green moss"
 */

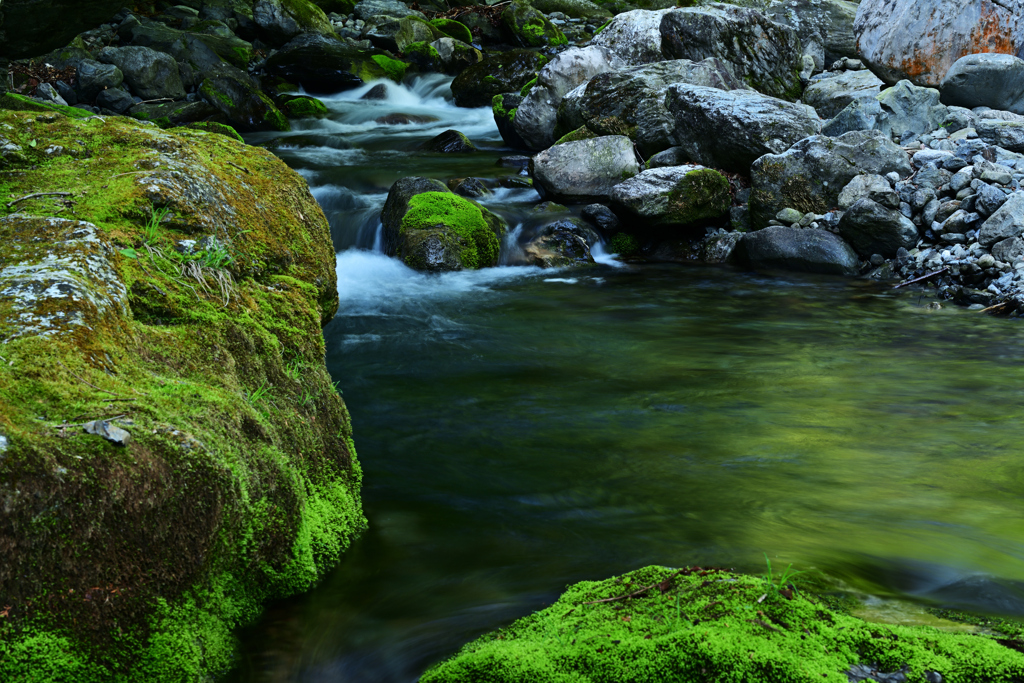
xmin=610 ymin=232 xmax=639 ymax=255
xmin=280 ymin=0 xmax=338 ymax=37
xmin=0 ymin=110 xmax=363 ymax=681
xmin=370 ymin=54 xmax=409 ymax=82
xmin=666 ymin=168 xmax=731 ymax=224
xmin=200 ymin=80 xmax=234 ymax=109
xmin=422 ymin=566 xmax=1024 ymax=683
xmin=176 ymin=121 xmax=245 ymax=142
xmin=0 ymin=93 xmax=93 ymax=119
xmin=430 ymin=17 xmax=474 ymax=44
xmin=555 ymin=126 xmax=597 ymax=145
xmin=400 ymin=192 xmax=499 ymax=270
xmin=281 ymin=96 xmax=329 ymax=120
xmin=402 ymin=41 xmax=442 ymax=71
xmin=519 ymin=77 xmax=538 ymax=96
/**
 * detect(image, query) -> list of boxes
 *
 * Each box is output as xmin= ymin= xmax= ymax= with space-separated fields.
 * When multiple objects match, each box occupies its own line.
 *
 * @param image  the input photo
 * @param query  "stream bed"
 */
xmin=231 ymin=76 xmax=1024 ymax=682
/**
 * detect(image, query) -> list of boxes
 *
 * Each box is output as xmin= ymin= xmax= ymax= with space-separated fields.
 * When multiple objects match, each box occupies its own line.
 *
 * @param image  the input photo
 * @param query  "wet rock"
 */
xmin=766 ymin=0 xmax=859 ymax=65
xmin=451 ymin=50 xmax=548 ymax=108
xmin=589 ymin=8 xmax=670 ymax=66
xmin=531 ymin=135 xmax=640 ymax=202
xmin=96 ymin=46 xmax=186 ymax=101
xmin=83 ymin=419 xmax=132 ymax=446
xmin=126 ymin=18 xmax=253 ymax=70
xmin=513 ymin=46 xmax=620 ymax=151
xmin=940 ymin=53 xmax=1024 ymax=115
xmin=979 ymin=193 xmax=1024 ymax=247
xmin=380 ymin=176 xmax=450 ymax=254
xmin=492 ymin=93 xmax=526 ymax=149
xmin=854 ymin=0 xmax=1024 ymax=88
xmin=737 ymin=226 xmax=860 ymax=275
xmin=265 ymin=34 xmax=400 ymax=93
xmin=129 ymin=100 xmax=221 ymax=127
xmin=397 ymin=191 xmax=504 ymax=272
xmin=523 ymin=218 xmax=596 ymax=267
xmin=701 ymin=230 xmax=743 ymax=263
xmin=354 ymin=0 xmax=424 ymax=21
xmin=448 ymin=177 xmax=489 ymax=198
xmin=366 ymin=16 xmax=442 ymax=53
xmin=75 ymin=59 xmax=124 ymax=103
xmin=199 ymin=66 xmax=289 ymax=132
xmin=609 ymin=165 xmax=730 ymax=227
xmin=362 ymin=83 xmax=389 ymax=100
xmin=749 ymin=129 xmax=911 ymax=228
xmin=837 ymin=197 xmax=919 ymax=257
xmin=646 ymin=147 xmax=689 ymax=169
xmin=531 ymin=0 xmax=611 ymax=22
xmin=501 ymin=0 xmax=566 ymax=48
xmin=803 ymin=70 xmax=884 ymax=119
xmin=429 ymin=37 xmax=483 ymax=76
xmin=662 ymin=84 xmax=821 ymax=173
xmin=420 ymin=129 xmax=476 ymax=153
xmin=660 ymin=4 xmax=803 ymax=100
xmin=254 ymin=0 xmax=337 ymax=43
xmin=838 ymin=174 xmax=899 ymax=210
xmin=96 ymin=88 xmax=135 ymax=114
xmin=581 ymin=204 xmax=621 ymax=232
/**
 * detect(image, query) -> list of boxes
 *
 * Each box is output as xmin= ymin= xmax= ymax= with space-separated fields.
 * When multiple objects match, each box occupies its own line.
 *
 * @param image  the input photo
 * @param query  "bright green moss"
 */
xmin=430 ymin=17 xmax=474 ymax=44
xmin=400 ymin=192 xmax=499 ymax=269
xmin=666 ymin=167 xmax=731 ymax=224
xmin=422 ymin=566 xmax=1024 ymax=683
xmin=519 ymin=77 xmax=538 ymax=96
xmin=282 ymin=96 xmax=329 ymax=119
xmin=555 ymin=125 xmax=597 ymax=145
xmin=177 ymin=121 xmax=245 ymax=142
xmin=0 ymin=93 xmax=93 ymax=119
xmin=370 ymin=54 xmax=409 ymax=82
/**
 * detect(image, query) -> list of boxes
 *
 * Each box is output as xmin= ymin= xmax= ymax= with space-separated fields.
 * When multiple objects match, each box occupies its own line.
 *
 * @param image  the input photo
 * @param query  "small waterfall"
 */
xmin=591 ymin=240 xmax=626 ymax=268
xmin=499 ymin=223 xmax=525 ymax=266
xmin=371 ymin=222 xmax=384 ymax=253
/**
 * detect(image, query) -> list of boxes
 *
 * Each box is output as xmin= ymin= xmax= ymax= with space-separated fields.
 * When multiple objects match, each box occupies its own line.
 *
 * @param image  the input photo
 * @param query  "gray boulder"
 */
xmin=821 ymin=97 xmax=888 ymax=137
xmin=609 ymin=165 xmax=731 ymax=226
xmin=513 ymin=46 xmax=621 ymax=151
xmin=354 ymin=0 xmax=425 ymax=21
xmin=803 ymin=70 xmax=884 ymax=119
xmin=126 ymin=18 xmax=253 ymax=69
xmin=737 ymin=226 xmax=860 ymax=275
xmin=75 ymin=59 xmax=124 ymax=103
xmin=993 ymin=236 xmax=1024 ymax=263
xmin=662 ymin=83 xmax=821 ymax=173
xmin=940 ymin=53 xmax=1024 ymax=115
xmin=254 ymin=0 xmax=336 ymax=44
xmin=556 ymin=58 xmax=746 ymax=151
xmin=590 ymin=8 xmax=670 ymax=66
xmin=660 ymin=3 xmax=804 ymax=100
xmin=96 ymin=46 xmax=185 ymax=101
xmin=531 ymin=136 xmax=640 ymax=202
xmin=95 ymin=87 xmax=135 ymax=114
xmin=837 ymin=173 xmax=899 ymax=210
xmin=854 ymin=0 xmax=1024 ymax=88
xmin=837 ymin=197 xmax=919 ymax=257
xmin=976 ymin=120 xmax=1024 ymax=153
xmin=979 ymin=193 xmax=1024 ymax=247
xmin=876 ymin=80 xmax=948 ymax=137
xmin=749 ymin=129 xmax=912 ymax=228
xmin=766 ymin=0 xmax=859 ymax=64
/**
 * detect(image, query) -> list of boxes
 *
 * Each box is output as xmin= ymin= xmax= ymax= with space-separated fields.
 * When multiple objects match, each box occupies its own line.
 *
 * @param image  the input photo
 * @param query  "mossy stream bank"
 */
xmin=0 ymin=102 xmax=364 ymax=680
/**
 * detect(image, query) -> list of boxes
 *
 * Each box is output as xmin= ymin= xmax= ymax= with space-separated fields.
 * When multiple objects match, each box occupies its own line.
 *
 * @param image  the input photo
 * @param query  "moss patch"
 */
xmin=430 ymin=18 xmax=473 ymax=44
xmin=281 ymin=96 xmax=330 ymax=119
xmin=555 ymin=126 xmax=598 ymax=145
xmin=0 ymin=93 xmax=93 ymax=119
xmin=0 ymin=110 xmax=364 ymax=681
xmin=369 ymin=54 xmax=409 ymax=82
xmin=400 ymin=192 xmax=499 ymax=270
xmin=422 ymin=566 xmax=1024 ymax=683
xmin=666 ymin=168 xmax=731 ymax=224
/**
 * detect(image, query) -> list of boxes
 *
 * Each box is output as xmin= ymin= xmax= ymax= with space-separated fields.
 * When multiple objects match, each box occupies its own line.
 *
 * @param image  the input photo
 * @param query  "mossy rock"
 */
xmin=419 ymin=129 xmax=477 ymax=153
xmin=665 ymin=167 xmax=731 ymax=224
xmin=501 ymin=0 xmax=567 ymax=48
xmin=422 ymin=566 xmax=1024 ymax=683
xmin=0 ymin=93 xmax=93 ymax=119
xmin=174 ymin=121 xmax=245 ymax=142
xmin=310 ymin=0 xmax=357 ymax=14
xmin=555 ymin=125 xmax=597 ymax=145
xmin=399 ymin=191 xmax=502 ymax=271
xmin=281 ymin=95 xmax=330 ymax=119
xmin=403 ymin=40 xmax=443 ymax=71
xmin=530 ymin=0 xmax=612 ymax=21
xmin=0 ymin=110 xmax=364 ymax=681
xmin=199 ymin=70 xmax=290 ymax=132
xmin=492 ymin=93 xmax=527 ymax=149
xmin=256 ymin=0 xmax=339 ymax=43
xmin=129 ymin=100 xmax=222 ymax=127
xmin=450 ymin=49 xmax=547 ymax=108
xmin=429 ymin=17 xmax=473 ymax=44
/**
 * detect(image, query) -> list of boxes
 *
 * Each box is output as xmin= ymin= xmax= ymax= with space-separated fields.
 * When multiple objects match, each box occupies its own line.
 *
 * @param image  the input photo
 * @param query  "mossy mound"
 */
xmin=403 ymin=40 xmax=443 ymax=72
xmin=0 ymin=92 xmax=93 ymax=119
xmin=666 ymin=167 xmax=731 ymax=224
xmin=399 ymin=191 xmax=502 ymax=270
xmin=0 ymin=108 xmax=364 ymax=681
xmin=430 ymin=18 xmax=474 ymax=44
xmin=555 ymin=125 xmax=598 ymax=145
xmin=501 ymin=0 xmax=567 ymax=48
xmin=281 ymin=95 xmax=330 ymax=119
xmin=422 ymin=566 xmax=1024 ymax=683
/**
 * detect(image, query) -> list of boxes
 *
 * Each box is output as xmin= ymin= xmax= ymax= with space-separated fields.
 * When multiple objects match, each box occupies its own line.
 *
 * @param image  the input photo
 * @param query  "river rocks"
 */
xmin=354 ymin=0 xmax=423 ymax=21
xmin=590 ymin=9 xmax=670 ymax=66
xmin=254 ymin=0 xmax=337 ymax=43
xmin=838 ymin=174 xmax=899 ymax=210
xmin=877 ymin=80 xmax=948 ymax=137
xmin=381 ymin=176 xmax=450 ymax=254
xmin=96 ymin=87 xmax=134 ymax=114
xmin=531 ymin=136 xmax=640 ymax=202
xmin=738 ymin=226 xmax=860 ymax=274
xmin=452 ymin=50 xmax=547 ymax=108
xmin=750 ymin=130 xmax=912 ymax=228
xmin=265 ymin=34 xmax=402 ymax=92
xmin=978 ymin=193 xmax=1024 ymax=247
xmin=531 ymin=0 xmax=611 ymax=22
xmin=662 ymin=84 xmax=821 ymax=173
xmin=429 ymin=38 xmax=483 ymax=76
xmin=395 ymin=190 xmax=503 ymax=271
xmin=610 ymin=165 xmax=730 ymax=227
xmin=75 ymin=59 xmax=123 ymax=103
xmin=581 ymin=203 xmax=621 ymax=232
xmin=96 ymin=46 xmax=185 ymax=101
xmin=821 ymin=97 xmax=887 ymax=137
xmin=523 ymin=218 xmax=596 ymax=267
xmin=366 ymin=15 xmax=442 ymax=52
xmin=513 ymin=46 xmax=620 ymax=151
xmin=803 ymin=70 xmax=884 ymax=119
xmin=126 ymin=18 xmax=253 ymax=70
xmin=976 ymin=120 xmax=1024 ymax=154
xmin=493 ymin=93 xmax=526 ymax=148
xmin=660 ymin=4 xmax=804 ymax=100
xmin=420 ymin=130 xmax=477 ymax=153
xmin=0 ymin=0 xmax=124 ymax=58
xmin=199 ymin=66 xmax=289 ymax=132
xmin=838 ymin=197 xmax=919 ymax=257
xmin=939 ymin=54 xmax=1024 ymax=115
xmin=502 ymin=0 xmax=567 ymax=48
xmin=854 ymin=0 xmax=1024 ymax=88
xmin=766 ymin=0 xmax=859 ymax=65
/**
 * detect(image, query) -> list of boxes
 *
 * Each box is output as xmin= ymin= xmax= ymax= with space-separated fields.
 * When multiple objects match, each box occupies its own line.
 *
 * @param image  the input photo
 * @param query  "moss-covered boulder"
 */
xmin=125 ymin=19 xmax=255 ymax=70
xmin=129 ymin=100 xmax=223 ymax=129
xmin=266 ymin=34 xmax=407 ymax=92
xmin=501 ymin=0 xmax=568 ymax=48
xmin=368 ymin=15 xmax=444 ymax=52
xmin=253 ymin=0 xmax=338 ymax=44
xmin=430 ymin=17 xmax=474 ymax=43
xmin=403 ymin=40 xmax=444 ymax=72
xmin=531 ymin=0 xmax=612 ymax=21
xmin=199 ymin=67 xmax=290 ymax=132
xmin=451 ymin=49 xmax=548 ymax=108
xmin=420 ymin=129 xmax=477 ymax=153
xmin=0 ymin=109 xmax=364 ymax=681
xmin=423 ymin=566 xmax=1024 ymax=683
xmin=431 ymin=37 xmax=483 ymax=75
xmin=610 ymin=165 xmax=731 ymax=227
xmin=281 ymin=95 xmax=330 ymax=119
xmin=492 ymin=93 xmax=528 ymax=148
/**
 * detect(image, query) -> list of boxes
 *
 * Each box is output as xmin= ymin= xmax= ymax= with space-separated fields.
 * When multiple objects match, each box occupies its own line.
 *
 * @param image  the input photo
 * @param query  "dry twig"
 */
xmin=6 ymin=191 xmax=73 ymax=209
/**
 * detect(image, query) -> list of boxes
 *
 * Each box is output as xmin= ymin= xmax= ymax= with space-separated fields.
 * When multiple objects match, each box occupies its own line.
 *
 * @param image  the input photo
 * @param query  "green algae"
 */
xmin=400 ymin=191 xmax=499 ymax=270
xmin=0 ymin=93 xmax=93 ymax=119
xmin=0 ymin=110 xmax=364 ymax=681
xmin=281 ymin=96 xmax=330 ymax=120
xmin=370 ymin=54 xmax=410 ymax=82
xmin=422 ymin=566 xmax=1024 ymax=683
xmin=430 ymin=18 xmax=473 ymax=44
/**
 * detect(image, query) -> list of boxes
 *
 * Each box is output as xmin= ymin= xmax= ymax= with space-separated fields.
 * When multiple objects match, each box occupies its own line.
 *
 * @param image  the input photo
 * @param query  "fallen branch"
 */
xmin=893 ymin=267 xmax=949 ymax=289
xmin=6 ymin=191 xmax=73 ymax=209
xmin=56 ymin=361 xmax=125 ymax=398
xmin=981 ymin=301 xmax=1010 ymax=313
xmin=53 ymin=414 xmax=126 ymax=429
xmin=227 ymin=161 xmax=251 ymax=174
xmin=138 ymin=97 xmax=173 ymax=104
xmin=583 ymin=570 xmax=685 ymax=605
xmin=749 ymin=618 xmax=784 ymax=633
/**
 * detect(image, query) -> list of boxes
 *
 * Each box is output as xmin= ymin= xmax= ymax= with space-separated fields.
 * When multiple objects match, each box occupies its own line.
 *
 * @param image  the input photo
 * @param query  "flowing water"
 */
xmin=232 ymin=77 xmax=1024 ymax=682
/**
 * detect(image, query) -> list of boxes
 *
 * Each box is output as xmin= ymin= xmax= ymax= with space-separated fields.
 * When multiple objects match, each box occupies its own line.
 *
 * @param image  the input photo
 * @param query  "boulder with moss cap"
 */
xmin=0 ymin=107 xmax=364 ymax=682
xmin=501 ymin=0 xmax=567 ymax=48
xmin=265 ymin=34 xmax=407 ymax=92
xmin=253 ymin=0 xmax=338 ymax=44
xmin=610 ymin=165 xmax=731 ymax=227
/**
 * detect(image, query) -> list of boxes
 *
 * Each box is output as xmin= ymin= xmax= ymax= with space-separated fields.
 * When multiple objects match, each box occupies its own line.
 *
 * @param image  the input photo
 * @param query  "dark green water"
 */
xmin=233 ymin=77 xmax=1024 ymax=682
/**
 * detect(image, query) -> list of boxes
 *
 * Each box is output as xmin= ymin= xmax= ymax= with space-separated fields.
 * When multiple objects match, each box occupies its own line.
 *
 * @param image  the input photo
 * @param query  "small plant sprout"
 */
xmin=246 ymin=380 xmax=272 ymax=405
xmin=142 ymin=205 xmax=170 ymax=245
xmin=284 ymin=357 xmax=304 ymax=382
xmin=762 ymin=553 xmax=806 ymax=600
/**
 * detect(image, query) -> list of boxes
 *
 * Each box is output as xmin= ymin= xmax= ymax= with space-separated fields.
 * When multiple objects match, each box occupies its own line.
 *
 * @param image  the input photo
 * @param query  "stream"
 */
xmin=231 ymin=76 xmax=1024 ymax=682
